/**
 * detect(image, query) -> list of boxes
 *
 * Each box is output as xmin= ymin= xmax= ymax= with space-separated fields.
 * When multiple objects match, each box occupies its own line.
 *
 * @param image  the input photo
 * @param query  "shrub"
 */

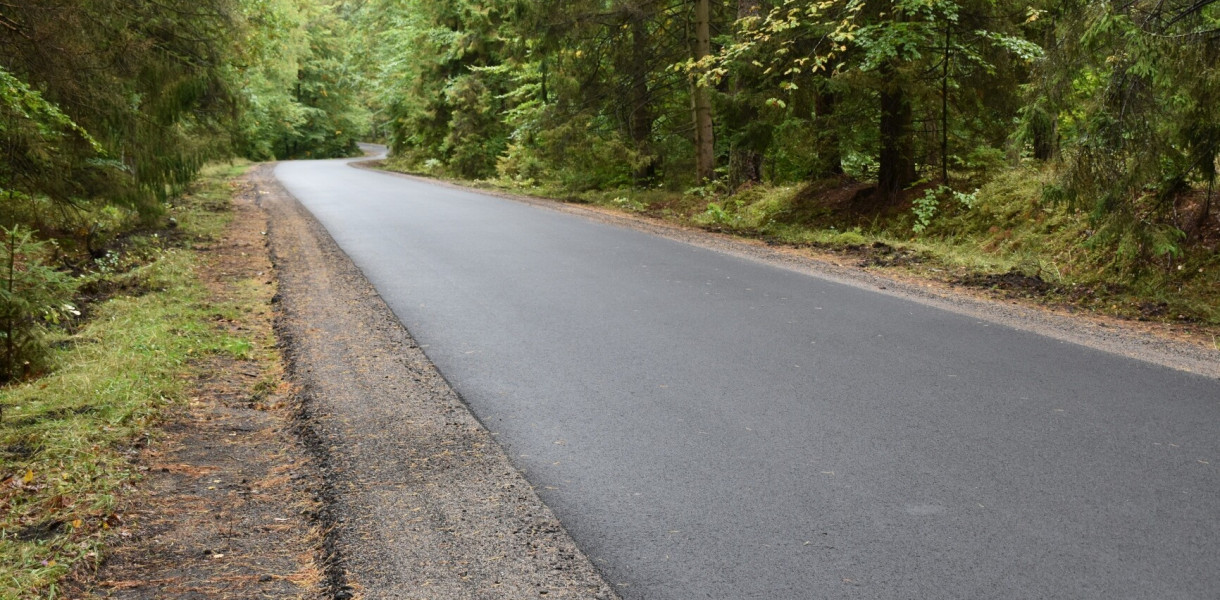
xmin=0 ymin=226 xmax=77 ymax=382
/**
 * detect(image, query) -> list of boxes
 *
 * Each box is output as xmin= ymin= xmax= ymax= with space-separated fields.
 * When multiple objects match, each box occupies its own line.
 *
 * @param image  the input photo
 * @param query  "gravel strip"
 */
xmin=254 ymin=164 xmax=619 ymax=600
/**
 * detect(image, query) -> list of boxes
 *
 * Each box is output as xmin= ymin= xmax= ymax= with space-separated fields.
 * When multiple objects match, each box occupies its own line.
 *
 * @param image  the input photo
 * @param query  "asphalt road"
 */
xmin=275 ymin=154 xmax=1220 ymax=599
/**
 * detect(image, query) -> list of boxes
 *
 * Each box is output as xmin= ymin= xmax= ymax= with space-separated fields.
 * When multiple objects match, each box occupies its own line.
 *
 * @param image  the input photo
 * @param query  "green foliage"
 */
xmin=1 ymin=0 xmax=250 ymax=217
xmin=0 ymin=1 xmax=365 ymax=384
xmin=0 ymin=227 xmax=77 ymax=382
xmin=0 ymin=67 xmax=107 ymax=225
xmin=231 ymin=0 xmax=369 ymax=160
xmin=913 ymin=185 xmax=978 ymax=233
xmin=1028 ymin=0 xmax=1220 ymax=264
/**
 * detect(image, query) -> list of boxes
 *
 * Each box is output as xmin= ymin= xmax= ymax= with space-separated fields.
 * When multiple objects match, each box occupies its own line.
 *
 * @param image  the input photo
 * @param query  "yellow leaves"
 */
xmin=23 ymin=469 xmax=34 ymax=484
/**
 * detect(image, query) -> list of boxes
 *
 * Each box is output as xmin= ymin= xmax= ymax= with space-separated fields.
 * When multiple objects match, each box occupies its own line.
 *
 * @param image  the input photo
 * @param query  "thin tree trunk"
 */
xmin=941 ymin=23 xmax=950 ymax=184
xmin=692 ymin=0 xmax=715 ymax=183
xmin=814 ymin=85 xmax=843 ymax=177
xmin=1198 ymin=175 xmax=1214 ymax=234
xmin=878 ymin=74 xmax=915 ymax=201
xmin=4 ymin=228 xmax=14 ymax=380
xmin=629 ymin=13 xmax=656 ymax=184
xmin=729 ymin=0 xmax=762 ymax=188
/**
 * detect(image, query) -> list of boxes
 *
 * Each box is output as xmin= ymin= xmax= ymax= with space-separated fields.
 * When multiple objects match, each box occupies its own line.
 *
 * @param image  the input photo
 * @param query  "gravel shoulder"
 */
xmin=356 ymin=161 xmax=1220 ymax=380
xmin=254 ymin=164 xmax=619 ymax=600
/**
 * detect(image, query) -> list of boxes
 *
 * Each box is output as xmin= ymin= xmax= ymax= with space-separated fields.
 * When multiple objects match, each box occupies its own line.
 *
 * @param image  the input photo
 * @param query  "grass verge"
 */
xmin=0 ymin=162 xmax=255 ymax=598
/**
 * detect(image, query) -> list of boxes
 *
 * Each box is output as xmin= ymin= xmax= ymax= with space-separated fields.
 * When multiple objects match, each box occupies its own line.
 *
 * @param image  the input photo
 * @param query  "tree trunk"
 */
xmin=628 ymin=14 xmax=656 ymax=183
xmin=941 ymin=23 xmax=950 ymax=184
xmin=1031 ymin=113 xmax=1056 ymax=161
xmin=878 ymin=77 xmax=915 ymax=201
xmin=814 ymin=86 xmax=843 ymax=177
xmin=1198 ymin=175 xmax=1214 ymax=234
xmin=692 ymin=0 xmax=715 ymax=183
xmin=728 ymin=0 xmax=762 ymax=188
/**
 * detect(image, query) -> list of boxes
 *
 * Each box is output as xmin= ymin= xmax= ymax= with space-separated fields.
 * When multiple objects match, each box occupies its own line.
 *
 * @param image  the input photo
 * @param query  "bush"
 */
xmin=0 ymin=226 xmax=77 ymax=382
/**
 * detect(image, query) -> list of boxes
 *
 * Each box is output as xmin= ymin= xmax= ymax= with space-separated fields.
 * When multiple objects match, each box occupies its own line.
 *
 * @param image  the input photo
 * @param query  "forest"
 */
xmin=359 ymin=0 xmax=1220 ymax=325
xmin=0 ymin=1 xmax=1218 ymax=594
xmin=2 ymin=0 xmax=1219 ymax=380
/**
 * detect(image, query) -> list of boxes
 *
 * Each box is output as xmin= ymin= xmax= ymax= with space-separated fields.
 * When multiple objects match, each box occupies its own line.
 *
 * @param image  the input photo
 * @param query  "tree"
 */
xmin=1036 ymin=0 xmax=1220 ymax=253
xmin=691 ymin=0 xmax=716 ymax=183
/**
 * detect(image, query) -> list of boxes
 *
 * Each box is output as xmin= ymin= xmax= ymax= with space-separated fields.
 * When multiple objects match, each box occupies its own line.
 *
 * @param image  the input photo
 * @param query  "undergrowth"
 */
xmin=0 ymin=161 xmax=254 ymax=598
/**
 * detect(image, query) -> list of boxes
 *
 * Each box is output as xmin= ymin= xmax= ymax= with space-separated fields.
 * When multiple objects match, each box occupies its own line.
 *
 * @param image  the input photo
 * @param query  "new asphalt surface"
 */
xmin=275 ymin=154 xmax=1220 ymax=599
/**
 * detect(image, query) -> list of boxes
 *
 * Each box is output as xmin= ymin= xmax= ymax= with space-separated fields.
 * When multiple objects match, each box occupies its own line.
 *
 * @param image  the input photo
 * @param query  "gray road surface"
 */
xmin=275 ymin=155 xmax=1219 ymax=599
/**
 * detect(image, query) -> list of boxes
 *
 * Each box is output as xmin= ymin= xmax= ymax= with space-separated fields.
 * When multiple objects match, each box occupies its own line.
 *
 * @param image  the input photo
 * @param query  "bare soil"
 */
xmin=71 ymin=178 xmax=323 ymax=599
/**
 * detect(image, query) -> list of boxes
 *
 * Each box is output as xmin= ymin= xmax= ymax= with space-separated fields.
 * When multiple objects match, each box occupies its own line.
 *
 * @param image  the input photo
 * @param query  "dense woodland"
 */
xmin=360 ymin=0 xmax=1219 ymax=325
xmin=1 ymin=0 xmax=1218 ymax=377
xmin=358 ymin=0 xmax=1218 ymax=244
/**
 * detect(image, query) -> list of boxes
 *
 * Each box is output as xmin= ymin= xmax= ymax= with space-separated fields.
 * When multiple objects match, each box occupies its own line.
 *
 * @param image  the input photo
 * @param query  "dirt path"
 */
xmin=81 ymin=175 xmax=323 ymax=598
xmin=256 ymin=164 xmax=619 ymax=600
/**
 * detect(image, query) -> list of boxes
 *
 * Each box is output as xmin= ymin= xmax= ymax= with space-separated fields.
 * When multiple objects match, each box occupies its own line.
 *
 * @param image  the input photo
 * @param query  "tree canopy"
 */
xmin=1 ymin=0 xmax=369 ymax=226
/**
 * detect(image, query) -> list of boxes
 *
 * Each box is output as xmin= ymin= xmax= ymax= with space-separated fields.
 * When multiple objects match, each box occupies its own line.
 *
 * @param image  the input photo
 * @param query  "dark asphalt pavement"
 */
xmin=275 ymin=155 xmax=1220 ymax=599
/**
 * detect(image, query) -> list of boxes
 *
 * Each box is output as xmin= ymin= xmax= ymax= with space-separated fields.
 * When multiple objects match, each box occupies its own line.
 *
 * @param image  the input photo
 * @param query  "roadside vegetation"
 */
xmin=1 ymin=1 xmax=368 ymax=596
xmin=356 ymin=0 xmax=1219 ymax=326
xmin=0 ymin=163 xmax=260 ymax=596
xmin=450 ymin=163 xmax=1219 ymax=326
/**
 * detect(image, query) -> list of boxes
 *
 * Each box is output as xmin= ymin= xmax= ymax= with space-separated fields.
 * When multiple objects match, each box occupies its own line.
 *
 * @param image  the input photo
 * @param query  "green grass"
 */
xmin=0 ymin=161 xmax=253 ymax=599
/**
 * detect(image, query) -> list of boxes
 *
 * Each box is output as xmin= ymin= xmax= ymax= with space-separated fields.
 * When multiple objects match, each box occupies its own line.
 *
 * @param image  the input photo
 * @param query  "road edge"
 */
xmin=255 ymin=163 xmax=621 ymax=599
xmin=351 ymin=160 xmax=1220 ymax=380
